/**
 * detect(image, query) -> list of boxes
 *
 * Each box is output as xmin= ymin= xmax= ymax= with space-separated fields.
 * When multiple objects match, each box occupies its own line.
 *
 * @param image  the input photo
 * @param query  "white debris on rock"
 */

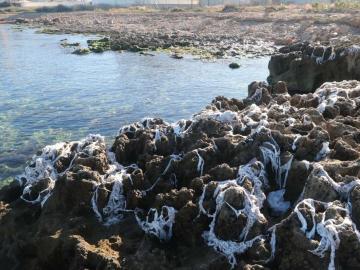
xmin=195 ymin=150 xmax=204 ymax=176
xmin=190 ymin=102 xmax=274 ymax=136
xmin=315 ymin=142 xmax=330 ymax=161
xmin=199 ymin=160 xmax=276 ymax=268
xmin=92 ymin=149 xmax=182 ymax=225
xmin=315 ymin=81 xmax=358 ymax=114
xmin=237 ymin=160 xmax=268 ymax=208
xmin=342 ymin=45 xmax=360 ymax=57
xmin=267 ymin=189 xmax=290 ymax=215
xmin=309 ymin=163 xmax=360 ymax=198
xmin=294 ymin=198 xmax=360 ymax=270
xmin=302 ymin=114 xmax=313 ymax=125
xmin=285 ymin=117 xmax=296 ymax=127
xmin=292 ymin=134 xmax=302 ymax=151
xmin=260 ymin=137 xmax=293 ymax=190
xmin=145 ymin=153 xmax=183 ymax=192
xmin=293 ymin=162 xmax=360 ymax=269
xmin=135 ymin=206 xmax=177 ymax=242
xmin=171 ymin=119 xmax=189 ymax=137
xmin=250 ymin=88 xmax=263 ymax=103
xmin=91 ymin=151 xmax=137 ymax=225
xmin=311 ymin=46 xmax=336 ymax=65
xmin=18 ymin=134 xmax=105 ymax=205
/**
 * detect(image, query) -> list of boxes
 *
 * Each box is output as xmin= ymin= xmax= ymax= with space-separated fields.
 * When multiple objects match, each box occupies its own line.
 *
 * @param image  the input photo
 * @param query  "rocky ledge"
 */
xmin=2 ymin=80 xmax=360 ymax=270
xmin=268 ymin=43 xmax=360 ymax=94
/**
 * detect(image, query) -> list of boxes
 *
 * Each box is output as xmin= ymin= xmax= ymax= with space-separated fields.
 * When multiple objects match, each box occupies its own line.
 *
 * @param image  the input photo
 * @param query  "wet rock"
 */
xmin=15 ymin=18 xmax=29 ymax=24
xmin=171 ymin=53 xmax=183 ymax=59
xmin=72 ymin=48 xmax=91 ymax=55
xmin=60 ymin=40 xmax=80 ymax=48
xmin=229 ymin=62 xmax=240 ymax=69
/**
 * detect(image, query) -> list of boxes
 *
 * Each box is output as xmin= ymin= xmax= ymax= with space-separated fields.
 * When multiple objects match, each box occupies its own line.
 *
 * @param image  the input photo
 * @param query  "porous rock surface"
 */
xmin=268 ymin=43 xmax=360 ymax=94
xmin=2 ymin=80 xmax=360 ymax=269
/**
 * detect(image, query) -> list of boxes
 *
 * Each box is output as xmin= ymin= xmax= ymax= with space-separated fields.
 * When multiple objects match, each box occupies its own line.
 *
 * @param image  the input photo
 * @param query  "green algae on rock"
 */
xmin=87 ymin=37 xmax=111 ymax=53
xmin=72 ymin=48 xmax=91 ymax=55
xmin=35 ymin=28 xmax=61 ymax=35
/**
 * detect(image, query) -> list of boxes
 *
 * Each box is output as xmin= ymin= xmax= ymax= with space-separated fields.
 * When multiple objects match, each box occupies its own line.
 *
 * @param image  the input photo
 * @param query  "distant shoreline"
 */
xmin=2 ymin=4 xmax=359 ymax=58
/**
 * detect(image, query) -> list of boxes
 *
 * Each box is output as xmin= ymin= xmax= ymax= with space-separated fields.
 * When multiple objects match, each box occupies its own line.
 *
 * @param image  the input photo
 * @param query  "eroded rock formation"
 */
xmin=268 ymin=43 xmax=360 ymax=94
xmin=2 ymin=80 xmax=360 ymax=269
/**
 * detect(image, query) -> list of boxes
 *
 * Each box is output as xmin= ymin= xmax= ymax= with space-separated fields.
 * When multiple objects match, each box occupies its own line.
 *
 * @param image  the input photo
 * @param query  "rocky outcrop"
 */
xmin=2 ymin=80 xmax=360 ymax=269
xmin=268 ymin=43 xmax=360 ymax=94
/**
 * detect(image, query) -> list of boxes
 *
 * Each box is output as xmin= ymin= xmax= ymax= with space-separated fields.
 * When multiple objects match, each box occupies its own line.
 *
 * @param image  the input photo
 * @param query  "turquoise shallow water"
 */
xmin=0 ymin=24 xmax=269 ymax=182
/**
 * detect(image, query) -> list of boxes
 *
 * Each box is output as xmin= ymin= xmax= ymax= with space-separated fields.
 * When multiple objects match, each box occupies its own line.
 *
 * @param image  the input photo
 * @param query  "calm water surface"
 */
xmin=0 ymin=24 xmax=269 ymax=182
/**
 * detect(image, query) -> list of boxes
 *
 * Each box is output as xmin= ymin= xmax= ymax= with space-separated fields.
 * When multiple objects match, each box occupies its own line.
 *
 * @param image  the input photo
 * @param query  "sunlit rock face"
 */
xmin=268 ymin=43 xmax=360 ymax=94
xmin=2 ymin=80 xmax=360 ymax=269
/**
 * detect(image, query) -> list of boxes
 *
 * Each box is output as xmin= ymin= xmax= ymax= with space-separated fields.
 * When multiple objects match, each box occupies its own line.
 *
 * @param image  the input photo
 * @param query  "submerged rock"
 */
xmin=87 ymin=37 xmax=111 ymax=53
xmin=2 ymin=80 xmax=360 ymax=269
xmin=72 ymin=48 xmax=91 ymax=55
xmin=229 ymin=62 xmax=240 ymax=69
xmin=171 ymin=53 xmax=184 ymax=59
xmin=60 ymin=39 xmax=80 ymax=48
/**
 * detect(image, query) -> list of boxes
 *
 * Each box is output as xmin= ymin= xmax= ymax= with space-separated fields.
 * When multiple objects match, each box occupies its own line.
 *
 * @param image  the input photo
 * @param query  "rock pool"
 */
xmin=0 ymin=24 xmax=269 ymax=183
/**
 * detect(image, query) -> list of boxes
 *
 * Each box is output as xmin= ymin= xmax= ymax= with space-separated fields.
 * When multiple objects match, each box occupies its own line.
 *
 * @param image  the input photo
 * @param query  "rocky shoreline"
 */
xmin=2 ymin=44 xmax=360 ymax=268
xmin=3 ymin=5 xmax=360 ymax=59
